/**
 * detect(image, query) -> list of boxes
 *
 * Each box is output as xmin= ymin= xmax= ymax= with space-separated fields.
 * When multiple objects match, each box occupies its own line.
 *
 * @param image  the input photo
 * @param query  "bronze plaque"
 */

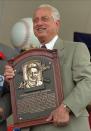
xmin=9 ymin=48 xmax=63 ymax=128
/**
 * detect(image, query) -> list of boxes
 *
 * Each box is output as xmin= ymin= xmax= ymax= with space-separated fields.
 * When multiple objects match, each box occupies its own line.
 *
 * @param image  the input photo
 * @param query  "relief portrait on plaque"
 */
xmin=19 ymin=60 xmax=50 ymax=89
xmin=9 ymin=49 xmax=63 ymax=128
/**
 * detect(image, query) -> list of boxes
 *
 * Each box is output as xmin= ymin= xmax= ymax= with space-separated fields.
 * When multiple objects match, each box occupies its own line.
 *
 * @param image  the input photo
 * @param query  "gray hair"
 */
xmin=38 ymin=4 xmax=61 ymax=21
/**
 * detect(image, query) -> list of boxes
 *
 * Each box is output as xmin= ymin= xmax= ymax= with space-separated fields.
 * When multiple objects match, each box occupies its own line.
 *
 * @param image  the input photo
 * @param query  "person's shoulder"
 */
xmin=0 ymin=43 xmax=15 ymax=52
xmin=0 ymin=43 xmax=18 ymax=59
xmin=64 ymin=40 xmax=87 ymax=49
xmin=63 ymin=40 xmax=89 ymax=56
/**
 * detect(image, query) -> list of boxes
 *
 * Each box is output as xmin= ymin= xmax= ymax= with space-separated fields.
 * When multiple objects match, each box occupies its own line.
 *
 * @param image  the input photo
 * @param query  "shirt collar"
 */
xmin=40 ymin=35 xmax=58 ymax=50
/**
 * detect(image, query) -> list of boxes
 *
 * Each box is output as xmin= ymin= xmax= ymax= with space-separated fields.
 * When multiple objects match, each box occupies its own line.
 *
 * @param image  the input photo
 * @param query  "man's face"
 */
xmin=33 ymin=7 xmax=60 ymax=43
xmin=29 ymin=67 xmax=38 ymax=80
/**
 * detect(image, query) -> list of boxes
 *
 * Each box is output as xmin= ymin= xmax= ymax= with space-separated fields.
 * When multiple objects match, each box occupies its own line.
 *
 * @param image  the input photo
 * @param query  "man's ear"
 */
xmin=56 ymin=20 xmax=61 ymax=33
xmin=56 ymin=20 xmax=60 ymax=26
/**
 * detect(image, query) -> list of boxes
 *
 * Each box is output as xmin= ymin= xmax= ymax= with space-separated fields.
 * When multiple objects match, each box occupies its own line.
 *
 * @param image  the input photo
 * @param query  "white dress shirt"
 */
xmin=40 ymin=35 xmax=58 ymax=50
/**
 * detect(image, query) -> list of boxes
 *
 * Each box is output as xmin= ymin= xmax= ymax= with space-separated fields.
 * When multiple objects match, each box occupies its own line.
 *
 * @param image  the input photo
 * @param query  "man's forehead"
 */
xmin=34 ymin=7 xmax=52 ymax=16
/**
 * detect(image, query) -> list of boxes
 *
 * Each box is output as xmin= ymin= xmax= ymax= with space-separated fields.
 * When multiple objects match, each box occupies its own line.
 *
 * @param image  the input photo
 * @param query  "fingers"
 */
xmin=46 ymin=112 xmax=53 ymax=122
xmin=0 ymin=107 xmax=3 ymax=116
xmin=53 ymin=115 xmax=70 ymax=126
xmin=46 ymin=105 xmax=70 ymax=127
xmin=46 ymin=111 xmax=70 ymax=127
xmin=4 ymin=65 xmax=15 ymax=80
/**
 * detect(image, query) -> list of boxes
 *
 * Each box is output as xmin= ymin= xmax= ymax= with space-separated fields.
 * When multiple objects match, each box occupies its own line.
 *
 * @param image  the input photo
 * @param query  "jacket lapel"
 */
xmin=53 ymin=38 xmax=65 ymax=66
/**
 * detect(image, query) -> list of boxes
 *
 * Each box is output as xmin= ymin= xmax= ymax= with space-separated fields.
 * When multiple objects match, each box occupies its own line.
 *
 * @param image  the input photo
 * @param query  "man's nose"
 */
xmin=36 ymin=20 xmax=43 ymax=25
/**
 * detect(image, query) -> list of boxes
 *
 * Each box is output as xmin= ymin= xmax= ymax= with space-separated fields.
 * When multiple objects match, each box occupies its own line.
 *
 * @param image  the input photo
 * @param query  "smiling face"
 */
xmin=29 ymin=67 xmax=39 ymax=80
xmin=33 ymin=7 xmax=60 ymax=44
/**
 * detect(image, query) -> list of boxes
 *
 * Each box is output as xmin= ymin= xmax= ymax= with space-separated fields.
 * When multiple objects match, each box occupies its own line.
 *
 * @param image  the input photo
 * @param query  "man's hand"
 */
xmin=46 ymin=103 xmax=70 ymax=126
xmin=0 ymin=107 xmax=3 ymax=116
xmin=4 ymin=65 xmax=15 ymax=81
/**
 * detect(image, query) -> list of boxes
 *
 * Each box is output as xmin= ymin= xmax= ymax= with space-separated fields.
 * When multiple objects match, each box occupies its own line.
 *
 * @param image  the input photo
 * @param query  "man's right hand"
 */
xmin=4 ymin=65 xmax=15 ymax=81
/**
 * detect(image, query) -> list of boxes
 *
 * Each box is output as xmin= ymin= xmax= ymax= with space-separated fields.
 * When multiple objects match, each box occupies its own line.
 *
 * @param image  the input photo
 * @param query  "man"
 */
xmin=4 ymin=4 xmax=91 ymax=131
xmin=19 ymin=60 xmax=43 ymax=89
xmin=0 ymin=43 xmax=18 ymax=131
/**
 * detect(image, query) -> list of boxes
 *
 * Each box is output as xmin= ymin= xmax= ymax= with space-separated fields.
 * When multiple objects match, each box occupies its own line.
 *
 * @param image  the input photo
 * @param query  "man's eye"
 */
xmin=42 ymin=17 xmax=49 ymax=22
xmin=33 ymin=19 xmax=38 ymax=23
xmin=33 ymin=16 xmax=51 ymax=23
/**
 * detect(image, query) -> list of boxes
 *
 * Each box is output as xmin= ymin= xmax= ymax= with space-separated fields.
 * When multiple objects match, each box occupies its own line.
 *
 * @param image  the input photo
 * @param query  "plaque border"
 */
xmin=9 ymin=48 xmax=63 ymax=128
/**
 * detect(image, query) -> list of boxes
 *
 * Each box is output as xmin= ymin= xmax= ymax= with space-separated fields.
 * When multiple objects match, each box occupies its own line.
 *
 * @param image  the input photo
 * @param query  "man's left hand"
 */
xmin=46 ymin=103 xmax=70 ymax=126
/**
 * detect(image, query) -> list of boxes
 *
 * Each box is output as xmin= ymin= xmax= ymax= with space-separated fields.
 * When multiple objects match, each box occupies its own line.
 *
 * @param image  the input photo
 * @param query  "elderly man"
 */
xmin=4 ymin=4 xmax=91 ymax=131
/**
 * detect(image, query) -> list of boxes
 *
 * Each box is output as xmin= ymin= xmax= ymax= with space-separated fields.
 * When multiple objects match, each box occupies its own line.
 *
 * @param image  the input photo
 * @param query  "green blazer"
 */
xmin=31 ymin=39 xmax=91 ymax=131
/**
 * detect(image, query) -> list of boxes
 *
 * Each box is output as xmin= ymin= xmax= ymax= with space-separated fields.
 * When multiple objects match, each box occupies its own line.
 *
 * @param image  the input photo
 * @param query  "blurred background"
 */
xmin=0 ymin=0 xmax=91 ymax=47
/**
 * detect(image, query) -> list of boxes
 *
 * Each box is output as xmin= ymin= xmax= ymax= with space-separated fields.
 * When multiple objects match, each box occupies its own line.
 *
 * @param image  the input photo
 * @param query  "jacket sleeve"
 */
xmin=63 ymin=43 xmax=91 ymax=117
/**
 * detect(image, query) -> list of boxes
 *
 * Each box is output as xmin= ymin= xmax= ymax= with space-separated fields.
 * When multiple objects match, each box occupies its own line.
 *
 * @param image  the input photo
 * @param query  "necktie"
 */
xmin=41 ymin=45 xmax=46 ymax=49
